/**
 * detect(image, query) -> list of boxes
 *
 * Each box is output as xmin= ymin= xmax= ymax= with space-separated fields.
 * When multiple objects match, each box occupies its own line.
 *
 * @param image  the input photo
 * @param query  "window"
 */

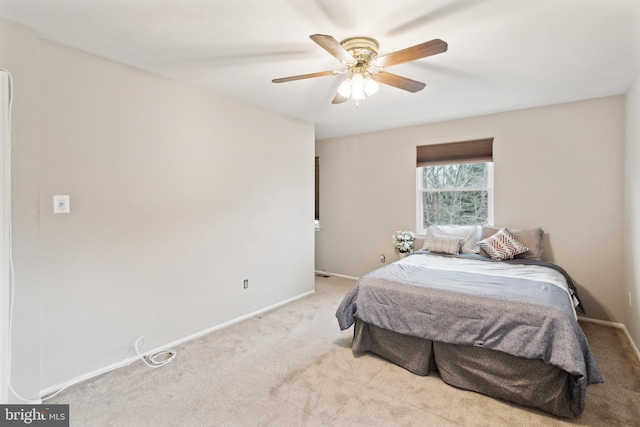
xmin=416 ymin=139 xmax=493 ymax=234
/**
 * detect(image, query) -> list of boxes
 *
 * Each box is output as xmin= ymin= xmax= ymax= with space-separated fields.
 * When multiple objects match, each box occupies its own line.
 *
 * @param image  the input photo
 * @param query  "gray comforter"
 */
xmin=336 ymin=252 xmax=603 ymax=390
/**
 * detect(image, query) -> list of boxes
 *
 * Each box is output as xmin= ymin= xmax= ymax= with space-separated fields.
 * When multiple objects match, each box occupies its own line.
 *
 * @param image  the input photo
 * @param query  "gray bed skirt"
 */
xmin=353 ymin=320 xmax=579 ymax=417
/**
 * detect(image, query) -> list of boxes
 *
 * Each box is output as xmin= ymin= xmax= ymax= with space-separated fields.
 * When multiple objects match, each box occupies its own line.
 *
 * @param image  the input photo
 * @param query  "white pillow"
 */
xmin=422 ymin=225 xmax=480 ymax=254
xmin=427 ymin=233 xmax=464 ymax=255
xmin=477 ymin=228 xmax=529 ymax=260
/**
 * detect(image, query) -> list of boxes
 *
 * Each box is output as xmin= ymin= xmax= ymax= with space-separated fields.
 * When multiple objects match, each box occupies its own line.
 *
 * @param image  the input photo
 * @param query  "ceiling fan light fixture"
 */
xmin=350 ymin=73 xmax=366 ymax=100
xmin=337 ymin=72 xmax=379 ymax=102
xmin=337 ymin=78 xmax=352 ymax=98
xmin=364 ymin=76 xmax=379 ymax=96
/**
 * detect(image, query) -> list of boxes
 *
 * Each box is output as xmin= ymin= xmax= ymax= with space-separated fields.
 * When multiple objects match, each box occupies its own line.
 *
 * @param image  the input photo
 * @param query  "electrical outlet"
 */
xmin=244 ymin=279 xmax=248 ymax=289
xmin=380 ymin=254 xmax=386 ymax=263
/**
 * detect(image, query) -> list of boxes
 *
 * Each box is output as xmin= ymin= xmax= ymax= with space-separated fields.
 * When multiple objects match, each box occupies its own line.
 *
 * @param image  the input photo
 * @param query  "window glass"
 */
xmin=417 ymin=162 xmax=492 ymax=232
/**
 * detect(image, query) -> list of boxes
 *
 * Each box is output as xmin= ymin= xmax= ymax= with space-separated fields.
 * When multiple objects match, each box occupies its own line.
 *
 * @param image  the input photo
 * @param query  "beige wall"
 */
xmin=625 ymin=73 xmax=640 ymax=348
xmin=316 ymin=96 xmax=625 ymax=323
xmin=2 ymin=18 xmax=315 ymax=396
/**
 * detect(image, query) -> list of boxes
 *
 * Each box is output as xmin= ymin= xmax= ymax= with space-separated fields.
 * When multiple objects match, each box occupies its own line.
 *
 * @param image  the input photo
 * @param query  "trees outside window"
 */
xmin=416 ymin=162 xmax=492 ymax=233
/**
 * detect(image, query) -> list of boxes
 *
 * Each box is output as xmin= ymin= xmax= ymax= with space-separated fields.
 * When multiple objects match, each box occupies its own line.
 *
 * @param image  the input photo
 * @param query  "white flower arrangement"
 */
xmin=392 ymin=230 xmax=415 ymax=254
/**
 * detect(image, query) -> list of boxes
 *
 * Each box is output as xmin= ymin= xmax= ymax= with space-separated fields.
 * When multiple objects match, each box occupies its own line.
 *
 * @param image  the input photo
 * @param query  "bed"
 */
xmin=335 ymin=225 xmax=603 ymax=417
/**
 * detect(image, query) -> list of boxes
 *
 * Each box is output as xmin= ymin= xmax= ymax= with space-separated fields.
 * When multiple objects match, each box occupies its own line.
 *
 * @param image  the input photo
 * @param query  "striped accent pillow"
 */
xmin=428 ymin=233 xmax=464 ymax=255
xmin=477 ymin=228 xmax=529 ymax=260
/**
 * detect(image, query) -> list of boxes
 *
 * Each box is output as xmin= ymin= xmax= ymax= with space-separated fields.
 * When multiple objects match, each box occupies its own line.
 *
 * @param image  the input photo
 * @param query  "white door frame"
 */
xmin=0 ymin=69 xmax=12 ymax=404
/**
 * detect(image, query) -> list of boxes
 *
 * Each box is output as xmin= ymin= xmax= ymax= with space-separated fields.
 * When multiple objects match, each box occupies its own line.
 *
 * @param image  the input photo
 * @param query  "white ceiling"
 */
xmin=1 ymin=0 xmax=639 ymax=139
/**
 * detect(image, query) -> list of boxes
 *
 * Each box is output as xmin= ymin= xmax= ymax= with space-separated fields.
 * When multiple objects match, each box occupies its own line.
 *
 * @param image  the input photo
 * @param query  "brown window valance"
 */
xmin=416 ymin=138 xmax=493 ymax=167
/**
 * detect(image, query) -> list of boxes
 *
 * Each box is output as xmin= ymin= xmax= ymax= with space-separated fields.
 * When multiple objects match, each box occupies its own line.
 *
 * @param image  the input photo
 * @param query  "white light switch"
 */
xmin=53 ymin=195 xmax=70 ymax=214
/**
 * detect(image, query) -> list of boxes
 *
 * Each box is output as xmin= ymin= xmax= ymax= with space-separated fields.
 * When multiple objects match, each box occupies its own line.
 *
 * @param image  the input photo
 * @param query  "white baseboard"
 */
xmin=314 ymin=270 xmax=359 ymax=281
xmin=40 ymin=355 xmax=140 ymax=400
xmin=39 ymin=289 xmax=316 ymax=398
xmin=578 ymin=316 xmax=640 ymax=363
xmin=41 ymin=292 xmax=638 ymax=399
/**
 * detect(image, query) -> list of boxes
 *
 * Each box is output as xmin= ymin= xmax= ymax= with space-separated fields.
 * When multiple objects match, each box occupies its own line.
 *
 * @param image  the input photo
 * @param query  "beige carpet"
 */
xmin=50 ymin=275 xmax=640 ymax=426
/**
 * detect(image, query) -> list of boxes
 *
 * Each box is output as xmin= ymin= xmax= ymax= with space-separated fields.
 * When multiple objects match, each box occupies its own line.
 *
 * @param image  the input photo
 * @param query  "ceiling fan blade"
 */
xmin=372 ymin=71 xmax=426 ymax=93
xmin=310 ymin=34 xmax=357 ymax=65
xmin=272 ymin=70 xmax=341 ymax=83
xmin=332 ymin=93 xmax=348 ymax=104
xmin=375 ymin=39 xmax=448 ymax=68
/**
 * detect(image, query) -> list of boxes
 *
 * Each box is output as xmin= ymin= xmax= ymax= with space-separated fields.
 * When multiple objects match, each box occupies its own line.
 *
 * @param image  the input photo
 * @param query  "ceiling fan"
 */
xmin=272 ymin=34 xmax=448 ymax=105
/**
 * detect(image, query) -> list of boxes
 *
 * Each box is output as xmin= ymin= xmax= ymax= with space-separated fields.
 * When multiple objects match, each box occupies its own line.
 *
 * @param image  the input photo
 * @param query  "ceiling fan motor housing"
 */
xmin=340 ymin=37 xmax=378 ymax=69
